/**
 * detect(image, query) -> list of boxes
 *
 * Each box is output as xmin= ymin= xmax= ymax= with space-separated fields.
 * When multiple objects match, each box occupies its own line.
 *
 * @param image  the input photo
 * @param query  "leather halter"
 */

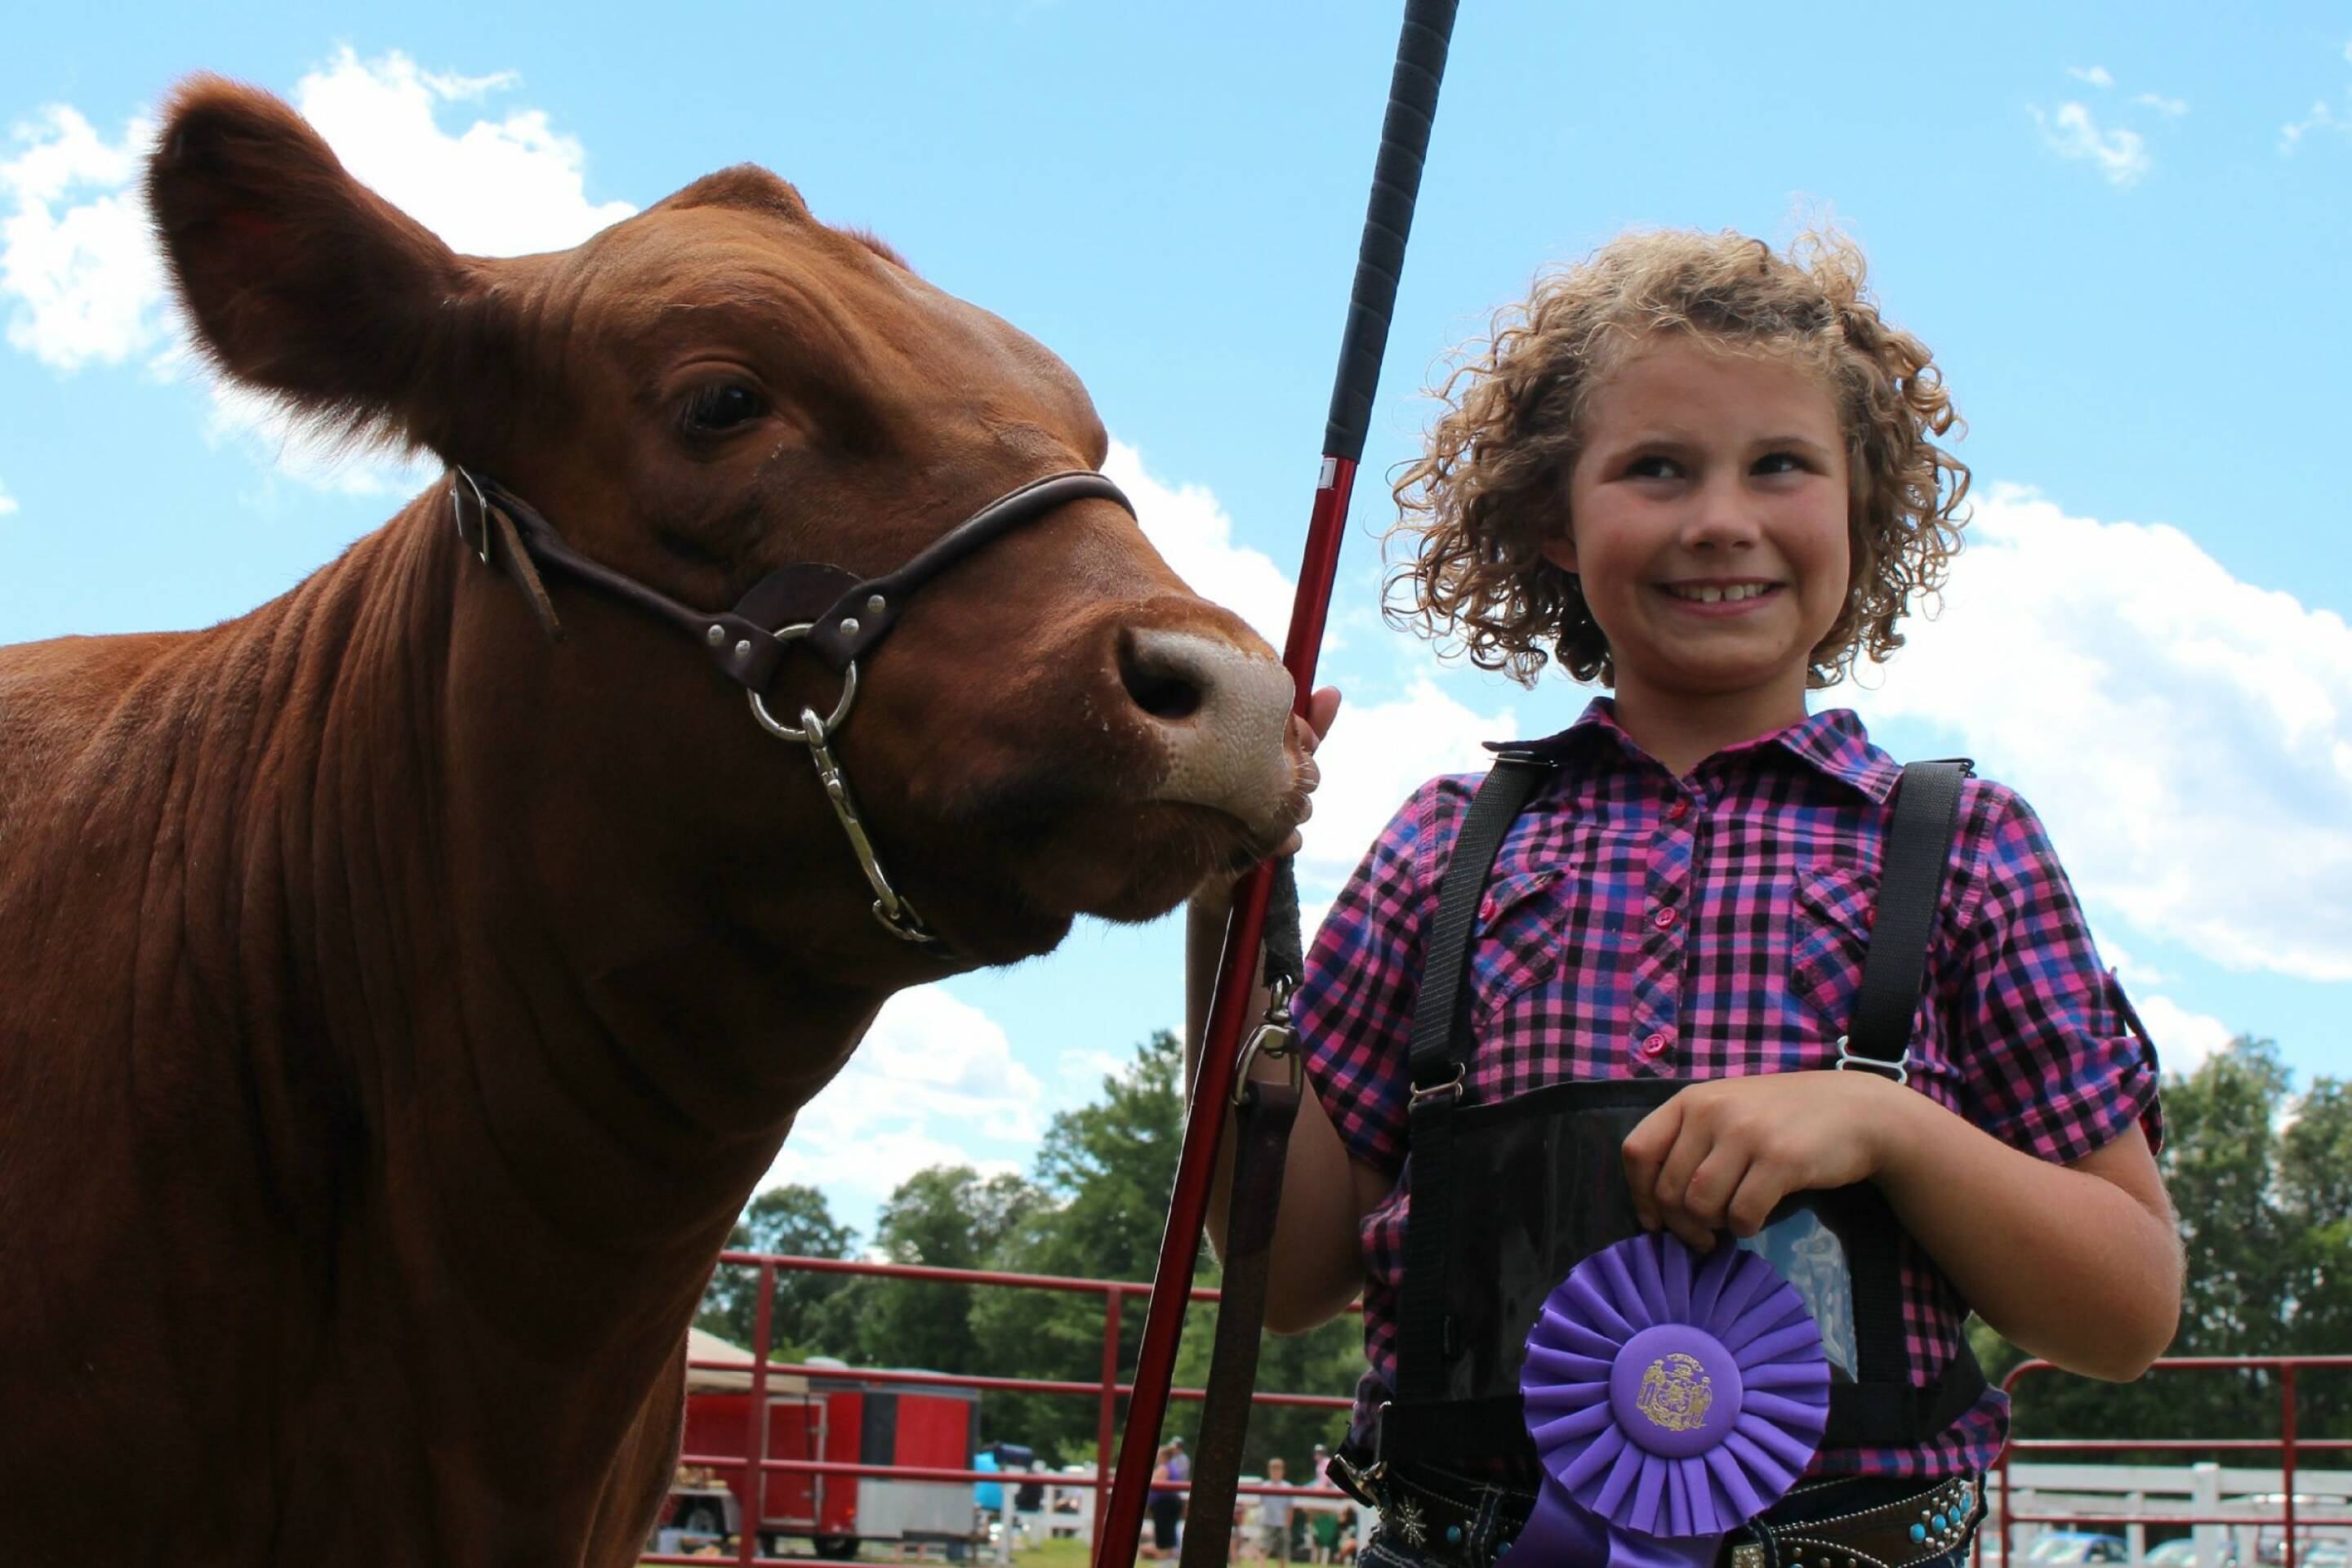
xmin=447 ymin=466 xmax=1136 ymax=964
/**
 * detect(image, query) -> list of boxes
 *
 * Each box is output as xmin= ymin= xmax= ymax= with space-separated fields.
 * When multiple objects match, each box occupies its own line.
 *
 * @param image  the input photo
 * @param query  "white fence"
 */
xmin=1990 ymin=1462 xmax=2352 ymax=1564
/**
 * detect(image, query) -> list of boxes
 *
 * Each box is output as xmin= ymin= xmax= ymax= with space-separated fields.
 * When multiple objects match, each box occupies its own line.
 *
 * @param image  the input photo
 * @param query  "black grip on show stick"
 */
xmin=1322 ymin=0 xmax=1459 ymax=464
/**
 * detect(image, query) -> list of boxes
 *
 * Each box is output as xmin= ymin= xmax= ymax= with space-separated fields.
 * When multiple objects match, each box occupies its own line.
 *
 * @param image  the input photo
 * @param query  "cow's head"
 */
xmin=148 ymin=78 xmax=1305 ymax=972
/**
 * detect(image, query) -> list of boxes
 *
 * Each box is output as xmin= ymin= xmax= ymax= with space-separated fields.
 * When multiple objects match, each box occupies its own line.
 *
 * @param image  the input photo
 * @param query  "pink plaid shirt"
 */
xmin=1295 ymin=698 xmax=2162 ymax=1478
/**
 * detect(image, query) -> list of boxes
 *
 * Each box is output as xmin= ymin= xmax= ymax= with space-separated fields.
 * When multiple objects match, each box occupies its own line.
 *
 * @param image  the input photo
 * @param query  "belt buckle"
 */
xmin=1728 ymin=1547 xmax=1766 ymax=1568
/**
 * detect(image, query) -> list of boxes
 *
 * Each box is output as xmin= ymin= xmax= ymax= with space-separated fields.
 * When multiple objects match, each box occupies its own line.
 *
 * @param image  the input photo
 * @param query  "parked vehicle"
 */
xmin=2143 ymin=1540 xmax=2238 ymax=1567
xmin=656 ymin=1334 xmax=978 ymax=1559
xmin=2030 ymin=1534 xmax=2132 ymax=1564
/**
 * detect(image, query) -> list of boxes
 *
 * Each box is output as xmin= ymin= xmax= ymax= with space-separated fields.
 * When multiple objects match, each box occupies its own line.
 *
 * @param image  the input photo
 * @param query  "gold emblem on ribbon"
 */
xmin=1634 ymin=1352 xmax=1714 ymax=1432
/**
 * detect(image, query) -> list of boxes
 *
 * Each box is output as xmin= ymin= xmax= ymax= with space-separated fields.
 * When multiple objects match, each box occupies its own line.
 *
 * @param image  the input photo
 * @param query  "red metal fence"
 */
xmin=657 ymin=1263 xmax=2352 ymax=1565
xmin=1996 ymin=1356 xmax=2352 ymax=1567
xmin=645 ymin=1250 xmax=1359 ymax=1566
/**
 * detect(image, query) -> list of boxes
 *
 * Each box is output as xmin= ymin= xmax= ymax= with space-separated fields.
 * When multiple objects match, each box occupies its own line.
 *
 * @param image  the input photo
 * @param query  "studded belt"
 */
xmin=1730 ymin=1475 xmax=1983 ymax=1568
xmin=1361 ymin=1468 xmax=1979 ymax=1567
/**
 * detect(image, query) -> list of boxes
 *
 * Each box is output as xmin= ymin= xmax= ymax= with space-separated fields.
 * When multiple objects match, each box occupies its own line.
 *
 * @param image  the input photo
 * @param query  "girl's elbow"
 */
xmin=2070 ymin=1290 xmax=2182 ymax=1382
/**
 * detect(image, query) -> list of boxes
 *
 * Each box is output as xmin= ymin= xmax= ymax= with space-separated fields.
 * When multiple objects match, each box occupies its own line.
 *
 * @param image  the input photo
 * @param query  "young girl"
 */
xmin=1187 ymin=229 xmax=2180 ymax=1566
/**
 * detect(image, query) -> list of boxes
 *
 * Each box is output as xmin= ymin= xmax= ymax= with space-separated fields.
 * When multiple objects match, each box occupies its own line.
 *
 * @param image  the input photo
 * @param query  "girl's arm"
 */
xmin=1872 ymin=1085 xmax=2178 ymax=1378
xmin=1623 ymin=1070 xmax=2181 ymax=1380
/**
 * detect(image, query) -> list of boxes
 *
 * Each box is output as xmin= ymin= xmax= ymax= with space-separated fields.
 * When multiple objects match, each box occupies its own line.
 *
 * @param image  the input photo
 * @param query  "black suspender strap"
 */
xmin=1838 ymin=760 xmax=1969 ymax=1077
xmin=1394 ymin=756 xmax=1556 ymax=1406
xmin=1835 ymin=759 xmax=1975 ymax=1411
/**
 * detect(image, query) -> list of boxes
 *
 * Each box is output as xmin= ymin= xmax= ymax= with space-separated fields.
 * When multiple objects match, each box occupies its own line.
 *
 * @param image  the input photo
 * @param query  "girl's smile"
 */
xmin=1657 ymin=577 xmax=1784 ymax=612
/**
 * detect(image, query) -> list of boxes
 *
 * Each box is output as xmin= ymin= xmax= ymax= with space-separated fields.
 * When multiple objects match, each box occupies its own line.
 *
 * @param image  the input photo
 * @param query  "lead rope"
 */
xmin=1180 ymin=860 xmax=1307 ymax=1568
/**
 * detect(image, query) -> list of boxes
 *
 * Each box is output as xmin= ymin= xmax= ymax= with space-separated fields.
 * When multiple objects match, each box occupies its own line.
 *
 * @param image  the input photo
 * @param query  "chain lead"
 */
xmin=798 ymin=705 xmax=938 ymax=948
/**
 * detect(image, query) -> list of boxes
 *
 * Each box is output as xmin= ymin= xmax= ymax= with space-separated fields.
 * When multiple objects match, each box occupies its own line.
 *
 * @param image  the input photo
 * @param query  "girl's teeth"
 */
xmin=1668 ymin=583 xmax=1771 ymax=604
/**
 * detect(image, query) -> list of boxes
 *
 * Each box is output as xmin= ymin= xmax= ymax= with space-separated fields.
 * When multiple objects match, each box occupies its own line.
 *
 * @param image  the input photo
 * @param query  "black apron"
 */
xmin=1374 ymin=753 xmax=1989 ymax=1470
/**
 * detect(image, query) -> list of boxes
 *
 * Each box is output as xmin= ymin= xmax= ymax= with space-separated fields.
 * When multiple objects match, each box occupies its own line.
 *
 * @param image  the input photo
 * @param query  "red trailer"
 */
xmin=661 ymin=1333 xmax=979 ymax=1559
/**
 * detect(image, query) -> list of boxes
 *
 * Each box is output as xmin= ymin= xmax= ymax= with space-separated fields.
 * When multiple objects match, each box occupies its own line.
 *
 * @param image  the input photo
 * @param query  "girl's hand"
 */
xmin=1198 ymin=685 xmax=1341 ymax=893
xmin=1620 ymin=1070 xmax=1913 ymax=1252
xmin=1270 ymin=684 xmax=1343 ymax=859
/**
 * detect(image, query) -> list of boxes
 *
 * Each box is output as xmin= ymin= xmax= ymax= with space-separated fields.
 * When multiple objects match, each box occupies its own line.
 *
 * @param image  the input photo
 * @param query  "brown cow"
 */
xmin=0 ymin=78 xmax=1305 ymax=1564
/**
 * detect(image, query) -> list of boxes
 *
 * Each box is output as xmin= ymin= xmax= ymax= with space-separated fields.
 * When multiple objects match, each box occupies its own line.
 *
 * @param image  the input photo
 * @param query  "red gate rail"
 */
xmin=648 ymin=1250 xmax=1361 ymax=1566
xmin=1997 ymin=1355 xmax=2352 ymax=1568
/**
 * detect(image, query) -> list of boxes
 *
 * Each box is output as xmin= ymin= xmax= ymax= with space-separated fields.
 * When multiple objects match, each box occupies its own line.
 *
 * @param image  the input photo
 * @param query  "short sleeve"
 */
xmin=1950 ymin=786 xmax=2164 ymax=1163
xmin=1293 ymin=780 xmax=1441 ymax=1177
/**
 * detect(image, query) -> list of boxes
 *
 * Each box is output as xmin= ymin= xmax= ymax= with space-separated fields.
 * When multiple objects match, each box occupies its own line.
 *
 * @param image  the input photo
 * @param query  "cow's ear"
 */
xmin=147 ymin=75 xmax=488 ymax=454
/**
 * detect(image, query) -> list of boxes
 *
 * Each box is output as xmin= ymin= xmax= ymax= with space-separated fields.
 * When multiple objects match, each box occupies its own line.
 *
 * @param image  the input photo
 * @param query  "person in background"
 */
xmin=1308 ymin=1496 xmax=1343 ymax=1564
xmin=1143 ymin=1442 xmax=1183 ymax=1560
xmin=1258 ymin=1457 xmax=1295 ymax=1563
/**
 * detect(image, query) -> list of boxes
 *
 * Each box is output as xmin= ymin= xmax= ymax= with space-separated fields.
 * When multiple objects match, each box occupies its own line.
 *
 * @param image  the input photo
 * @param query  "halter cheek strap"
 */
xmin=445 ymin=465 xmax=1137 ymax=963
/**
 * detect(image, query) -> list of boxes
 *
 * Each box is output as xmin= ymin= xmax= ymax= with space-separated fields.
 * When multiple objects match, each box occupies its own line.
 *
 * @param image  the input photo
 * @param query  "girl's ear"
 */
xmin=146 ymin=74 xmax=497 ymax=456
xmin=1538 ymin=522 xmax=1579 ymax=576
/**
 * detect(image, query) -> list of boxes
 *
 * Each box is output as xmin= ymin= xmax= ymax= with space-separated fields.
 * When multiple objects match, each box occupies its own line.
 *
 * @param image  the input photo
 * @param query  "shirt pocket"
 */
xmin=1467 ymin=866 xmax=1571 ymax=1018
xmin=1788 ymin=863 xmax=1878 ymax=1034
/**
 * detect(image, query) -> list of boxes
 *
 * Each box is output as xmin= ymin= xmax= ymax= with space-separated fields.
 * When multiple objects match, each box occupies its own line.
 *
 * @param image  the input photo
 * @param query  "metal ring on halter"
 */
xmin=449 ymin=468 xmax=494 ymax=566
xmin=746 ymin=623 xmax=859 ymax=742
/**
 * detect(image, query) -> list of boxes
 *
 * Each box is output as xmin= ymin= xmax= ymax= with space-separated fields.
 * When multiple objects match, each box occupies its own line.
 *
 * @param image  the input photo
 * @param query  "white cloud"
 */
xmin=1295 ymin=675 xmax=1518 ymax=892
xmin=287 ymin=47 xmax=633 ymax=258
xmin=760 ymin=986 xmax=1042 ymax=1225
xmin=2133 ymin=991 xmax=2234 ymax=1075
xmin=1103 ymin=439 xmax=1298 ymax=653
xmin=2133 ymin=93 xmax=2189 ymax=119
xmin=1850 ymin=483 xmax=2352 ymax=983
xmin=0 ymin=106 xmax=167 ymax=370
xmin=2280 ymin=40 xmax=2352 ymax=152
xmin=2282 ymin=99 xmax=2345 ymax=152
xmin=2066 ymin=65 xmax=2116 ymax=89
xmin=2096 ymin=933 xmax=2163 ymax=990
xmin=0 ymin=51 xmax=636 ymax=492
xmin=2031 ymin=101 xmax=2151 ymax=186
xmin=0 ymin=477 xmax=17 ymax=518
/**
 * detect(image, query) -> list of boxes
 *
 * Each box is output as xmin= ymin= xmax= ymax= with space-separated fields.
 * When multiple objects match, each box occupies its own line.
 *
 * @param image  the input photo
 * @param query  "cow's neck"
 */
xmin=278 ymin=495 xmax=894 ymax=1383
xmin=404 ymin=500 xmax=917 ymax=1368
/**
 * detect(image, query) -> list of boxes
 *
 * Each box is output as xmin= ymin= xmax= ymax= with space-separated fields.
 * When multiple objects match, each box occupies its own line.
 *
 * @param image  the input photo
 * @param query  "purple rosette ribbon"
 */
xmin=1515 ymin=1232 xmax=1829 ymax=1566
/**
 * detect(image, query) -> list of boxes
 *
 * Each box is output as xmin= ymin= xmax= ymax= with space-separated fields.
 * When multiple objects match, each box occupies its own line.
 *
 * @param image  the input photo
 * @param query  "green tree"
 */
xmin=848 ymin=1165 xmax=1045 ymax=1377
xmin=1974 ymin=1037 xmax=2352 ymax=1464
xmin=973 ymin=1031 xmax=1367 ymax=1471
xmin=2279 ymin=1076 xmax=2352 ymax=1438
xmin=694 ymin=1183 xmax=859 ymax=1361
xmin=975 ymin=1030 xmax=1198 ymax=1459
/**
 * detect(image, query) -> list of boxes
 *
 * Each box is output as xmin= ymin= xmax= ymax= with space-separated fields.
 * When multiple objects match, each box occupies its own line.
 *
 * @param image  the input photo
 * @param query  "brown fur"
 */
xmin=0 ymin=77 xmax=1294 ymax=1565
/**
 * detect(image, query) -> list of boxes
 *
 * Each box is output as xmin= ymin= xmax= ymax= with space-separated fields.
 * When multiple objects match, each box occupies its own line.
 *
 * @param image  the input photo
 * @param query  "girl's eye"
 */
xmin=1626 ymin=454 xmax=1682 ymax=479
xmin=682 ymin=381 xmax=768 ymax=437
xmin=1753 ymin=451 xmax=1806 ymax=475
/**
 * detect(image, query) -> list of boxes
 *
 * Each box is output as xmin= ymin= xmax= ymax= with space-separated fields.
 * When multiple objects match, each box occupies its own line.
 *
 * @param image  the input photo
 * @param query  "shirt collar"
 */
xmin=1487 ymin=697 xmax=1900 ymax=803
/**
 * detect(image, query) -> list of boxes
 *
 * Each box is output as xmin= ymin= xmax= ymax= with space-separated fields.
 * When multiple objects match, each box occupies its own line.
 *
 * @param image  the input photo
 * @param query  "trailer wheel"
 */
xmin=813 ymin=1535 xmax=861 ymax=1560
xmin=675 ymin=1501 xmax=725 ymax=1537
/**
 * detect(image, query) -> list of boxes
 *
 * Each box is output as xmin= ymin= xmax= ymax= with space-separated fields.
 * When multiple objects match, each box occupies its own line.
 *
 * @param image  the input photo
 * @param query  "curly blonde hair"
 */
xmin=1385 ymin=227 xmax=1969 ymax=688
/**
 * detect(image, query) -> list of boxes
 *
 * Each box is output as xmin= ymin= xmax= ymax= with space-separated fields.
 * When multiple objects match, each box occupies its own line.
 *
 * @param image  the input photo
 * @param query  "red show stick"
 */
xmin=1094 ymin=5 xmax=1462 ymax=1561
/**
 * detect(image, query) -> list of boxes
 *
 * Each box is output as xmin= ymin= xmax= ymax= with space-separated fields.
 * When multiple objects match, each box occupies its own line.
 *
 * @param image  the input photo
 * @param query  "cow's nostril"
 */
xmin=1119 ymin=633 xmax=1207 ymax=723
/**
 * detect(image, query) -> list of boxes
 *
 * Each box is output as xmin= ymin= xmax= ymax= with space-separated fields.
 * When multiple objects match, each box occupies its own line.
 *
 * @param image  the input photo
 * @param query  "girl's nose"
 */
xmin=1680 ymin=476 xmax=1763 ymax=549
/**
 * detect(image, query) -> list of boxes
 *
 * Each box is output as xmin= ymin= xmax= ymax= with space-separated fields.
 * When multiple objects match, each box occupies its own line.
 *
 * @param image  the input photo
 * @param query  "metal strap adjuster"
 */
xmin=1833 ymin=1034 xmax=1910 ymax=1085
xmin=1407 ymin=1064 xmax=1464 ymax=1109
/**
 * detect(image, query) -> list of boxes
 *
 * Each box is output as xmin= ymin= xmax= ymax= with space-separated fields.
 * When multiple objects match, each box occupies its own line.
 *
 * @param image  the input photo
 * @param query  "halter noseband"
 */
xmin=448 ymin=466 xmax=1135 ymax=965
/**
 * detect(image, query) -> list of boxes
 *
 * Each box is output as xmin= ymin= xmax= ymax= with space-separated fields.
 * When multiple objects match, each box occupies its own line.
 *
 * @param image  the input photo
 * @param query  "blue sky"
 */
xmin=5 ymin=3 xmax=2348 ymax=1238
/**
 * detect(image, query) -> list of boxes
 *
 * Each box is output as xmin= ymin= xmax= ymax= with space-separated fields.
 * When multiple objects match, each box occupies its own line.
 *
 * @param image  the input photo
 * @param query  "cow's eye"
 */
xmin=682 ymin=381 xmax=768 ymax=437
